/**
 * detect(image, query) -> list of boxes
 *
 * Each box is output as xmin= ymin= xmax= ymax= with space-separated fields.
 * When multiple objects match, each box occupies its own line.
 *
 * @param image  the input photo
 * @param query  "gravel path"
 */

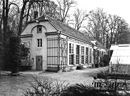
xmin=0 ymin=66 xmax=108 ymax=96
xmin=38 ymin=66 xmax=108 ymax=85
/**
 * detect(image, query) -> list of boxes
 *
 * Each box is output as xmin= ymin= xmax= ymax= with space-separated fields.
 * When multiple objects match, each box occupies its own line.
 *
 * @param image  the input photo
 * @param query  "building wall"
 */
xmin=67 ymin=37 xmax=93 ymax=66
xmin=21 ymin=21 xmax=57 ymax=70
xmin=31 ymin=26 xmax=47 ymax=70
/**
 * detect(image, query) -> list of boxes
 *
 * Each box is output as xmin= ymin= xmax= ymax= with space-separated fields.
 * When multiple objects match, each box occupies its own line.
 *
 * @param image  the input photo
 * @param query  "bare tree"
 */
xmin=0 ymin=1 xmax=2 ymax=26
xmin=73 ymin=8 xmax=87 ymax=30
xmin=42 ymin=0 xmax=58 ymax=18
xmin=18 ymin=0 xmax=29 ymax=35
xmin=108 ymin=14 xmax=130 ymax=46
xmin=85 ymin=8 xmax=130 ymax=48
xmin=1 ymin=0 xmax=18 ymax=69
xmin=56 ymin=0 xmax=76 ymax=23
xmin=30 ymin=0 xmax=58 ymax=18
xmin=8 ymin=2 xmax=20 ymax=33
xmin=85 ymin=8 xmax=108 ymax=46
xmin=1 ymin=0 xmax=20 ymax=41
xmin=2 ymin=0 xmax=9 ymax=41
xmin=0 ymin=0 xmax=3 ymax=42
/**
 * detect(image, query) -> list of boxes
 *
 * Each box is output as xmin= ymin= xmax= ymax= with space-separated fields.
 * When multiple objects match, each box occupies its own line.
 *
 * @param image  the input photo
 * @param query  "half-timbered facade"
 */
xmin=20 ymin=15 xmax=106 ymax=71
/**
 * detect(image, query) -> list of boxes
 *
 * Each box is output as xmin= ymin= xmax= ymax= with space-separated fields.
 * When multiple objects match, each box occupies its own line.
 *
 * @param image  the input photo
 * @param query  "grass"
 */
xmin=0 ymin=75 xmax=33 ymax=96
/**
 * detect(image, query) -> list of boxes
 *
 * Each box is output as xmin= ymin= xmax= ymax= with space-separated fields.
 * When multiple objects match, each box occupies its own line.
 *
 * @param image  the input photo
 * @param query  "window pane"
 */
xmin=76 ymin=45 xmax=80 ymax=54
xmin=76 ymin=55 xmax=79 ymax=64
xmin=90 ymin=48 xmax=92 ymax=63
xmin=69 ymin=43 xmax=71 ymax=53
xmin=69 ymin=43 xmax=74 ymax=54
xmin=76 ymin=45 xmax=80 ymax=64
xmin=86 ymin=47 xmax=88 ymax=55
xmin=37 ymin=39 xmax=42 ymax=47
xmin=71 ymin=44 xmax=74 ymax=53
xmin=69 ymin=55 xmax=74 ymax=64
xmin=86 ymin=47 xmax=88 ymax=63
xmin=86 ymin=55 xmax=88 ymax=63
xmin=81 ymin=46 xmax=84 ymax=55
xmin=69 ymin=43 xmax=74 ymax=65
xmin=81 ymin=46 xmax=84 ymax=64
xmin=81 ymin=56 xmax=84 ymax=64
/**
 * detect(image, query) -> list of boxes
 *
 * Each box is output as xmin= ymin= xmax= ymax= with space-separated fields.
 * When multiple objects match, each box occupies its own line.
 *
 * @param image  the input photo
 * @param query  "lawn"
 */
xmin=0 ymin=67 xmax=108 ymax=96
xmin=0 ymin=75 xmax=33 ymax=96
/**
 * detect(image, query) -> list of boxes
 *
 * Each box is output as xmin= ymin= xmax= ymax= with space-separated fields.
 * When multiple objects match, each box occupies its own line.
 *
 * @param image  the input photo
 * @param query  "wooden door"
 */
xmin=36 ymin=56 xmax=42 ymax=70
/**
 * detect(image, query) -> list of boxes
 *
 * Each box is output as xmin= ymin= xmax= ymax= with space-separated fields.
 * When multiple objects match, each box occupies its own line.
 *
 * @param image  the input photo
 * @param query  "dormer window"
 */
xmin=37 ymin=25 xmax=42 ymax=33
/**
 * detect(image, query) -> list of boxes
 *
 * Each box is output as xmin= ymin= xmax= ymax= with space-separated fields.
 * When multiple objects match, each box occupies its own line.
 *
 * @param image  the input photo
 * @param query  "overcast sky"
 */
xmin=53 ymin=0 xmax=130 ymax=24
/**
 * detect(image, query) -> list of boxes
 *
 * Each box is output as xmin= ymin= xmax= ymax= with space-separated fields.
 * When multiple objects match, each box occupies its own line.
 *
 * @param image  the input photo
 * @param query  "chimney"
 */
xmin=34 ymin=11 xmax=38 ymax=19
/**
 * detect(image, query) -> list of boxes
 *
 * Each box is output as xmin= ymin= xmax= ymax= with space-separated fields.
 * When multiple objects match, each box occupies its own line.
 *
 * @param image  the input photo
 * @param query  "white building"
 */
xmin=109 ymin=44 xmax=130 ymax=74
xmin=110 ymin=44 xmax=130 ymax=64
xmin=20 ymin=15 xmax=106 ymax=71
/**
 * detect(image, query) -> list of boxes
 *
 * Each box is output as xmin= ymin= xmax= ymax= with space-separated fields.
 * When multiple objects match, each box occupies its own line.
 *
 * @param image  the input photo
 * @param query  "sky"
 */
xmin=53 ymin=0 xmax=130 ymax=25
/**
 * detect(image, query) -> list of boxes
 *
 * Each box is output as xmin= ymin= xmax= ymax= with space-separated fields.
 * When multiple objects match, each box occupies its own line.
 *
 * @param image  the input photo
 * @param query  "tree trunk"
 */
xmin=2 ymin=0 xmax=9 ymax=69
xmin=18 ymin=2 xmax=26 ymax=35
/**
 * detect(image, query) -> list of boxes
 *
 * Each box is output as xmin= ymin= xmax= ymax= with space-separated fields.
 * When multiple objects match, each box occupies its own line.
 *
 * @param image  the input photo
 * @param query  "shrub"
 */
xmin=102 ymin=55 xmax=110 ymax=66
xmin=5 ymin=36 xmax=30 ymax=73
xmin=8 ymin=37 xmax=21 ymax=74
xmin=20 ymin=44 xmax=30 ymax=68
xmin=99 ymin=56 xmax=108 ymax=67
xmin=23 ymin=76 xmax=69 ymax=96
xmin=61 ymin=84 xmax=116 ymax=96
xmin=20 ymin=44 xmax=29 ymax=59
xmin=24 ymin=75 xmax=129 ymax=96
xmin=24 ymin=76 xmax=120 ymax=96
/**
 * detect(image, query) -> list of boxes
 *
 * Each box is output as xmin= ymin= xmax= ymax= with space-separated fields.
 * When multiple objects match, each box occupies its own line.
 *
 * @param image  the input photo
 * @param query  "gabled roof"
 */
xmin=37 ymin=16 xmax=91 ymax=44
xmin=34 ymin=15 xmax=106 ymax=49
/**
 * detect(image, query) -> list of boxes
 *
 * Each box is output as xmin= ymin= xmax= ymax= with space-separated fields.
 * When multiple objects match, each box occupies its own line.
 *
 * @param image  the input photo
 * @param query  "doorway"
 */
xmin=36 ymin=56 xmax=42 ymax=70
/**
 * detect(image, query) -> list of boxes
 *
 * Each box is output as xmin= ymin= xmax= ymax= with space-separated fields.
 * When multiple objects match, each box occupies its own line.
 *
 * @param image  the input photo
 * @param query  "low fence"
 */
xmin=92 ymin=79 xmax=130 ymax=92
